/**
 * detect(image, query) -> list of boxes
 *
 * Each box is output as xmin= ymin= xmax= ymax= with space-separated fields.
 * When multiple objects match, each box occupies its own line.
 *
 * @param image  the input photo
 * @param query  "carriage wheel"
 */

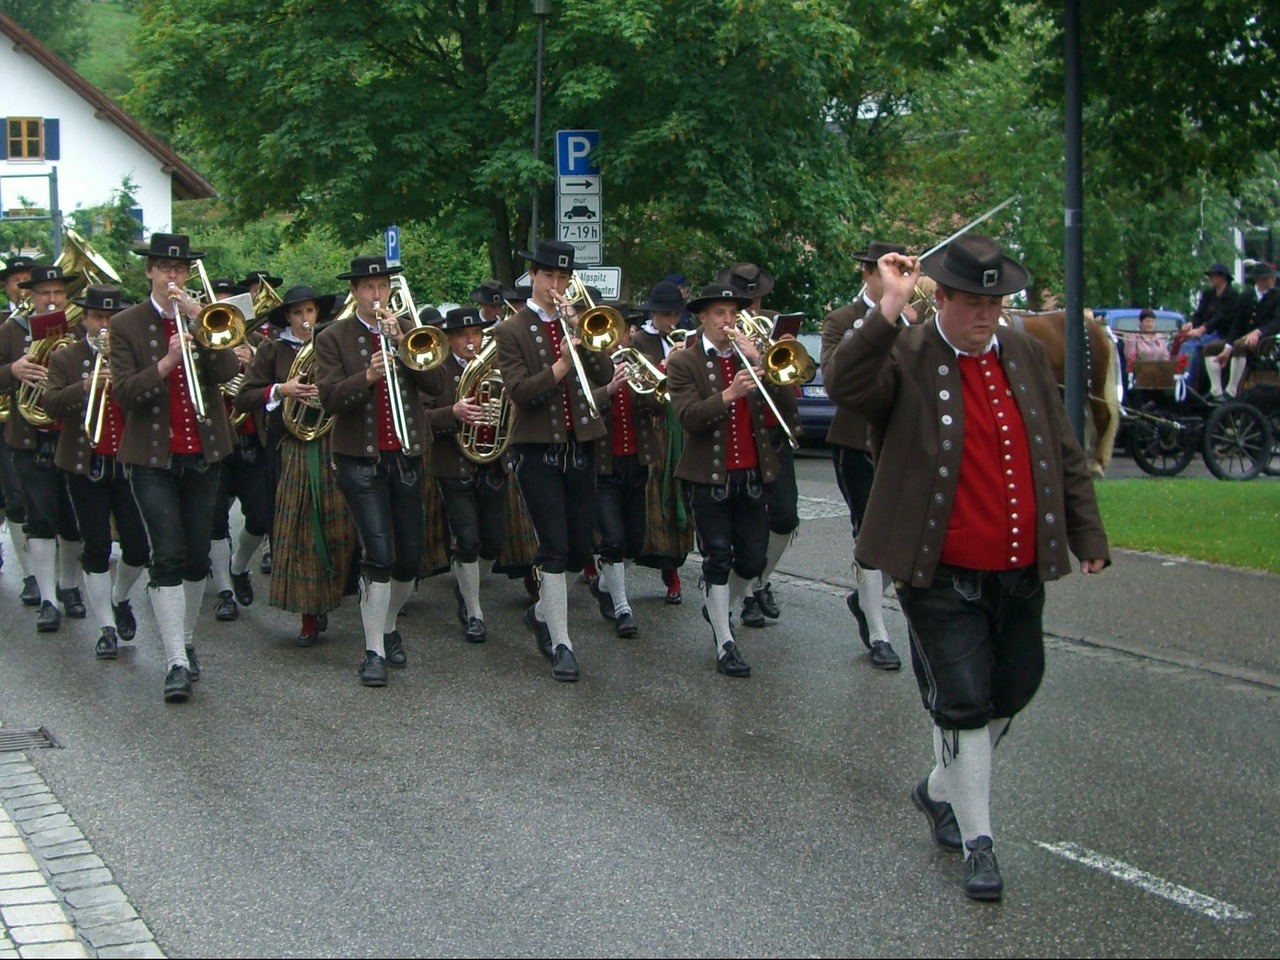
xmin=1128 ymin=416 xmax=1194 ymax=476
xmin=1202 ymin=402 xmax=1272 ymax=481
xmin=1265 ymin=410 xmax=1280 ymax=477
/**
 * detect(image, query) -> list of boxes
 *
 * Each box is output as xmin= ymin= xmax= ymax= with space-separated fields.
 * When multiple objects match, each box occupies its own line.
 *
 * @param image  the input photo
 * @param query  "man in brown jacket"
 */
xmin=826 ymin=235 xmax=1109 ymax=902
xmin=110 ymin=233 xmax=241 ymax=704
xmin=0 ymin=255 xmax=37 ymax=599
xmin=493 ymin=239 xmax=613 ymax=682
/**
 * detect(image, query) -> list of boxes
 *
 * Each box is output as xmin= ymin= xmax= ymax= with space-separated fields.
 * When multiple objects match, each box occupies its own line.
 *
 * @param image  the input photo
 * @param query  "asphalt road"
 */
xmin=1 ymin=449 xmax=1277 ymax=957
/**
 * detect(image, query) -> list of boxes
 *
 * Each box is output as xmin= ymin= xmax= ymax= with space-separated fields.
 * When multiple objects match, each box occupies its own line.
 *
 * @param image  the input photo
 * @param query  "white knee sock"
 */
xmin=705 ymin=582 xmax=733 ymax=653
xmin=384 ymin=578 xmax=414 ymax=634
xmin=729 ymin=572 xmax=753 ymax=607
xmin=856 ymin=567 xmax=890 ymax=644
xmin=26 ymin=537 xmax=57 ymax=607
xmin=57 ymin=537 xmax=81 ymax=590
xmin=361 ymin=580 xmax=390 ymax=656
xmin=926 ymin=725 xmax=950 ymax=803
xmin=939 ymin=727 xmax=994 ymax=853
xmin=1205 ymin=355 xmax=1226 ymax=396
xmin=1226 ymin=355 xmax=1249 ymax=397
xmin=209 ymin=538 xmax=233 ymax=593
xmin=7 ymin=525 xmax=28 ymax=577
xmin=149 ymin=584 xmax=188 ymax=670
xmin=454 ymin=560 xmax=483 ymax=621
xmin=755 ymin=530 xmax=791 ymax=589
xmin=82 ymin=570 xmax=114 ymax=630
xmin=112 ymin=562 xmax=146 ymax=604
xmin=536 ymin=571 xmax=571 ymax=650
xmin=600 ymin=561 xmax=631 ymax=617
xmin=230 ymin=532 xmax=264 ymax=576
xmin=182 ymin=578 xmax=203 ymax=645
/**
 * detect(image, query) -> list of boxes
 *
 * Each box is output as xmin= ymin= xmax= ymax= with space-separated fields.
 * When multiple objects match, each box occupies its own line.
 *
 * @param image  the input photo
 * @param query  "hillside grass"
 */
xmin=76 ymin=1 xmax=138 ymax=103
xmin=1094 ymin=477 xmax=1280 ymax=573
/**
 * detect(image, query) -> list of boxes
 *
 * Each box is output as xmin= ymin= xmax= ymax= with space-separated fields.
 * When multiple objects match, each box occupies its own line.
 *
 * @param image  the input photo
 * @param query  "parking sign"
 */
xmin=384 ymin=225 xmax=401 ymax=266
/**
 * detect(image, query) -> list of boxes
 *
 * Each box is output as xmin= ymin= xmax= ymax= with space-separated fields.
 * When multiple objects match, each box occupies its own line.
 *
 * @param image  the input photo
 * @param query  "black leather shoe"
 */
xmin=845 ymin=591 xmax=872 ymax=649
xmin=259 ymin=547 xmax=273 ymax=575
xmin=551 ymin=643 xmax=579 ymax=682
xmin=36 ymin=600 xmax=61 ymax=633
xmin=94 ymin=627 xmax=118 ymax=661
xmin=524 ymin=605 xmax=553 ymax=661
xmin=230 ymin=570 xmax=253 ymax=607
xmin=215 ymin=590 xmax=239 ymax=621
xmin=112 ymin=599 xmax=137 ymax=641
xmin=295 ymin=630 xmax=319 ymax=647
xmin=163 ymin=665 xmax=192 ymax=703
xmin=665 ymin=588 xmax=682 ymax=605
xmin=592 ymin=580 xmax=616 ymax=621
xmin=384 ymin=630 xmax=407 ymax=667
xmin=317 ymin=612 xmax=328 ymax=633
xmin=869 ymin=640 xmax=902 ymax=671
xmin=20 ymin=576 xmax=41 ymax=607
xmin=463 ymin=617 xmax=487 ymax=644
xmin=614 ymin=611 xmax=638 ymax=639
xmin=753 ymin=582 xmax=780 ymax=619
xmin=911 ymin=778 xmax=963 ymax=851
xmin=740 ymin=596 xmax=766 ymax=628
xmin=359 ymin=651 xmax=388 ymax=687
xmin=963 ymin=837 xmax=1004 ymax=901
xmin=59 ymin=586 xmax=86 ymax=619
xmin=185 ymin=645 xmax=201 ymax=681
xmin=452 ymin=581 xmax=468 ymax=626
xmin=716 ymin=640 xmax=751 ymax=678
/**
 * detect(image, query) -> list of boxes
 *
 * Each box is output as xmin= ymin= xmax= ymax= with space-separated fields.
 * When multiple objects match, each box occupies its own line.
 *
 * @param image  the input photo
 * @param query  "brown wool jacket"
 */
xmin=108 ymin=300 xmax=239 ymax=468
xmin=42 ymin=337 xmax=103 ymax=475
xmin=826 ymin=307 xmax=1110 ymax=588
xmin=0 ymin=316 xmax=78 ymax=450
xmin=235 ymin=337 xmax=302 ymax=449
xmin=820 ymin=298 xmax=876 ymax=451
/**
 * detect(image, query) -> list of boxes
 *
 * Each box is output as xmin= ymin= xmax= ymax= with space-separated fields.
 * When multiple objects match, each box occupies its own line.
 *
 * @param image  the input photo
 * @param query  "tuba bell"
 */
xmin=58 ymin=228 xmax=122 ymax=329
xmin=16 ymin=317 xmax=75 ymax=429
xmin=454 ymin=336 xmax=516 ymax=464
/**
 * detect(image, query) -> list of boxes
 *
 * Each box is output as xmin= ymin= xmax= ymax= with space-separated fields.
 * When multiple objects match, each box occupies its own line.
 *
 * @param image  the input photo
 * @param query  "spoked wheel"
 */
xmin=1266 ymin=410 xmax=1280 ymax=477
xmin=1202 ymin=401 xmax=1272 ymax=481
xmin=1129 ymin=415 xmax=1195 ymax=476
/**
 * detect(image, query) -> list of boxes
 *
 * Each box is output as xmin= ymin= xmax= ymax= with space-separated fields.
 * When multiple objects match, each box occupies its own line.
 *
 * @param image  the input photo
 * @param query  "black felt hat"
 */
xmin=638 ymin=280 xmax=686 ymax=313
xmin=438 ymin=306 xmax=486 ymax=331
xmin=211 ymin=277 xmax=248 ymax=298
xmin=241 ymin=270 xmax=283 ymax=288
xmin=517 ymin=240 xmax=575 ymax=271
xmin=851 ymin=240 xmax=908 ymax=264
xmin=17 ymin=264 xmax=75 ymax=289
xmin=0 ymin=255 xmax=37 ymax=282
xmin=920 ymin=234 xmax=1029 ymax=297
xmin=336 ymin=255 xmax=403 ymax=281
xmin=686 ymin=283 xmax=754 ymax=314
xmin=132 ymin=232 xmax=204 ymax=262
xmin=469 ymin=280 xmax=506 ymax=307
xmin=1205 ymin=262 xmax=1232 ymax=278
xmin=417 ymin=305 xmax=443 ymax=326
xmin=266 ymin=285 xmax=338 ymax=328
xmin=715 ymin=262 xmax=774 ymax=299
xmin=69 ymin=284 xmax=128 ymax=314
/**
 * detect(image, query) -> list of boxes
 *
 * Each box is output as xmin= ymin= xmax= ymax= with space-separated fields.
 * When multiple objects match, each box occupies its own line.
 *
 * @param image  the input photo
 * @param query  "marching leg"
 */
xmin=453 ymin=559 xmax=486 ymax=643
xmin=150 ymin=584 xmax=192 ymax=703
xmin=181 ymin=577 xmax=203 ymax=681
xmin=82 ymin=569 xmax=117 ymax=659
xmin=382 ymin=577 xmax=413 ymax=667
xmin=210 ymin=537 xmax=238 ymax=621
xmin=358 ymin=579 xmax=390 ymax=687
xmin=28 ymin=537 xmax=59 ymax=632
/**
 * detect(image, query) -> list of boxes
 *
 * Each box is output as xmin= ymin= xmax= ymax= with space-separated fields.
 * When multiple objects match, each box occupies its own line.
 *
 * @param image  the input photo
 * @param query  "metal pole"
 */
xmin=531 ymin=0 xmax=550 ymax=248
xmin=49 ymin=168 xmax=62 ymax=258
xmin=1063 ymin=0 xmax=1085 ymax=443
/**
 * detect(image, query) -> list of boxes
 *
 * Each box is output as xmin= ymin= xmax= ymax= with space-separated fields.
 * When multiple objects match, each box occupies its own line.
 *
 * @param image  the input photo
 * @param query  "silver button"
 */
xmin=941 ymin=415 xmax=953 ymax=426
xmin=939 ymin=389 xmax=950 ymax=401
xmin=938 ymin=364 xmax=949 ymax=376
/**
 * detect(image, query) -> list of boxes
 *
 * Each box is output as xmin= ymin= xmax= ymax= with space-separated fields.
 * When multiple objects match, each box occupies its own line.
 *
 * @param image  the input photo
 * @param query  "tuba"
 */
xmin=282 ymin=329 xmax=333 ymax=441
xmin=58 ymin=228 xmax=122 ymax=329
xmin=455 ymin=336 xmax=515 ymax=464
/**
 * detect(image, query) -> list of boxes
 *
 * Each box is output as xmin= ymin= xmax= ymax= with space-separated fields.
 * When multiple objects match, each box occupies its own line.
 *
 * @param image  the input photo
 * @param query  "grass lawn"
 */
xmin=1094 ymin=478 xmax=1280 ymax=573
xmin=77 ymin=1 xmax=138 ymax=103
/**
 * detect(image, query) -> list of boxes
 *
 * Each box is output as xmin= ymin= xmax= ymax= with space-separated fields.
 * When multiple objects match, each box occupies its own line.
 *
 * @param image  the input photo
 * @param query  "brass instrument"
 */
xmin=83 ymin=328 xmax=111 ymax=444
xmin=250 ymin=274 xmax=283 ymax=325
xmin=282 ymin=324 xmax=333 ymax=441
xmin=611 ymin=346 xmax=668 ymax=403
xmin=552 ymin=273 xmax=625 ymax=419
xmin=730 ymin=311 xmax=803 ymax=451
xmin=734 ymin=311 xmax=816 ymax=386
xmin=172 ymin=263 xmax=250 ymax=420
xmin=374 ymin=276 xmax=448 ymax=449
xmin=59 ymin=228 xmax=122 ymax=328
xmin=455 ymin=336 xmax=516 ymax=464
xmin=16 ymin=305 xmax=74 ymax=428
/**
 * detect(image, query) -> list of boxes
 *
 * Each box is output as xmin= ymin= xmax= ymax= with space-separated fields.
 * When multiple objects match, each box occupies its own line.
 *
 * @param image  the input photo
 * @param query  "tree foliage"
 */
xmin=1 ymin=0 xmax=90 ymax=66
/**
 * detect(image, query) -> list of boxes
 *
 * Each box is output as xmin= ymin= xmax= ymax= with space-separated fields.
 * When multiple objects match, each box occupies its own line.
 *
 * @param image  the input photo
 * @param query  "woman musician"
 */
xmin=41 ymin=284 xmax=150 ymax=661
xmin=236 ymin=284 xmax=354 ymax=648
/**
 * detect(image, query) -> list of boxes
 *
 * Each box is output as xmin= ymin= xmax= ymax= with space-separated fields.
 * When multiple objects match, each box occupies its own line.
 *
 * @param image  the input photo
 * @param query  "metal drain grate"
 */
xmin=0 ymin=727 xmax=61 ymax=752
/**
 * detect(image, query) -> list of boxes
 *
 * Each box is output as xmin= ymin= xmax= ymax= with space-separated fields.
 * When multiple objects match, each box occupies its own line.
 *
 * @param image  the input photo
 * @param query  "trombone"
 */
xmin=169 ymin=261 xmax=249 ymax=419
xmin=552 ymin=273 xmax=625 ymax=420
xmin=374 ymin=275 xmax=447 ymax=449
xmin=728 ymin=313 xmax=803 ymax=451
xmin=83 ymin=328 xmax=111 ymax=444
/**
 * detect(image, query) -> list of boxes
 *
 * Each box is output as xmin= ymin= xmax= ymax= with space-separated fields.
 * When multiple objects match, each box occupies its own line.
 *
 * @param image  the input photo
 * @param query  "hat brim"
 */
xmin=686 ymin=293 xmax=754 ymax=314
xmin=69 ymin=295 xmax=128 ymax=313
xmin=336 ymin=265 xmax=404 ymax=281
xmin=518 ymin=249 xmax=575 ymax=271
xmin=715 ymin=267 xmax=774 ymax=299
xmin=920 ymin=248 xmax=1029 ymax=297
xmin=131 ymin=246 xmax=204 ymax=261
xmin=638 ymin=298 xmax=686 ymax=313
xmin=267 ymin=293 xmax=337 ymax=328
xmin=17 ymin=272 xmax=73 ymax=289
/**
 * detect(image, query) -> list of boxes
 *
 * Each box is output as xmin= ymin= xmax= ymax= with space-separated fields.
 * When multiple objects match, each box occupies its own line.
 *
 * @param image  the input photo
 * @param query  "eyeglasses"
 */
xmin=153 ymin=262 xmax=191 ymax=276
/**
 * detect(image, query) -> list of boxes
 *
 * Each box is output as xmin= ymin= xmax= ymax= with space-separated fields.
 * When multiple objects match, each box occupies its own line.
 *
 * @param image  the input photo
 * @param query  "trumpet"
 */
xmin=83 ymin=328 xmax=111 ymax=444
xmin=552 ymin=274 xmax=625 ymax=420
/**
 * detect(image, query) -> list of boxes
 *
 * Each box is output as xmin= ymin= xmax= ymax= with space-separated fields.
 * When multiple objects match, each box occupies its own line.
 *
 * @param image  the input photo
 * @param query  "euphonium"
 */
xmin=282 ymin=333 xmax=333 ymax=441
xmin=58 ymin=228 xmax=122 ymax=329
xmin=455 ymin=336 xmax=515 ymax=464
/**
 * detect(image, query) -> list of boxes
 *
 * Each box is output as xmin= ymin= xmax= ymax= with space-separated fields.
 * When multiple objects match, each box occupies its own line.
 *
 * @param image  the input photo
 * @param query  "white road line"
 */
xmin=1036 ymin=841 xmax=1253 ymax=922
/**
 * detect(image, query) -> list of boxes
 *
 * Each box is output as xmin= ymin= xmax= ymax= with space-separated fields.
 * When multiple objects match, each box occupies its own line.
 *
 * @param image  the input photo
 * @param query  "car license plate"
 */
xmin=802 ymin=385 xmax=827 ymax=399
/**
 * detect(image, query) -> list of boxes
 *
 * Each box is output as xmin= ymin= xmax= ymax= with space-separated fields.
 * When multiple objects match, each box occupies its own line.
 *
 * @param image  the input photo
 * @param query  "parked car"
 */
xmin=792 ymin=333 xmax=834 ymax=444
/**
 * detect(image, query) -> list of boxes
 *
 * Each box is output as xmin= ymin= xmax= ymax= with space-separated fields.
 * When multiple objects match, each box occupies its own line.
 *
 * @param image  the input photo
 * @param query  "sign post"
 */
xmin=555 ymin=130 xmax=602 ymax=266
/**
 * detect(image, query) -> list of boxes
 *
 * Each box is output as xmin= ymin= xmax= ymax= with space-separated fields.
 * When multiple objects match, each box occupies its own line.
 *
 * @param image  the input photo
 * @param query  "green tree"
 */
xmin=1 ymin=0 xmax=90 ymax=65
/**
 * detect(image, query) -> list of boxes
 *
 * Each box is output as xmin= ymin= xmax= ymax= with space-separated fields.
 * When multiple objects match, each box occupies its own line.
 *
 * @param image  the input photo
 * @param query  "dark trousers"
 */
xmin=512 ymin=439 xmax=596 ymax=574
xmin=687 ymin=469 xmax=769 ymax=586
xmin=334 ymin=451 xmax=423 ymax=583
xmin=128 ymin=455 xmax=223 ymax=587
xmin=596 ymin=454 xmax=648 ymax=564
xmin=763 ymin=431 xmax=799 ymax=535
xmin=211 ymin=435 xmax=271 ymax=540
xmin=897 ymin=563 xmax=1046 ymax=730
xmin=437 ymin=467 xmax=508 ymax=564
xmin=0 ymin=432 xmax=26 ymax=524
xmin=13 ymin=439 xmax=79 ymax=541
xmin=66 ymin=458 xmax=150 ymax=574
xmin=833 ymin=445 xmax=881 ymax=571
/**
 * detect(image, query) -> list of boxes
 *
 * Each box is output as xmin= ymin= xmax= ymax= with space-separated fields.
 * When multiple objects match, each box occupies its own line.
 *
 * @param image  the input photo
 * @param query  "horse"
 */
xmin=1002 ymin=309 xmax=1121 ymax=477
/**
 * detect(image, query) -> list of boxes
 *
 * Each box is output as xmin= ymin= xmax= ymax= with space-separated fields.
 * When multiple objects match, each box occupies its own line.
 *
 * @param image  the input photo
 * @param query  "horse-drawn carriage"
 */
xmin=1121 ymin=338 xmax=1279 ymax=480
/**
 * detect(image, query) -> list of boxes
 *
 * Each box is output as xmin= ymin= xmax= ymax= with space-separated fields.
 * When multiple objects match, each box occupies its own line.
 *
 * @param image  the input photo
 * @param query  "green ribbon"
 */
xmin=660 ymin=405 xmax=687 ymax=530
xmin=305 ymin=440 xmax=334 ymax=574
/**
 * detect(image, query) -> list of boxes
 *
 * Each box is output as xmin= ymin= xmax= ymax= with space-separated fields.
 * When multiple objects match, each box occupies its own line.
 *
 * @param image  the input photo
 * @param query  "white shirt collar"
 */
xmin=860 ymin=290 xmax=876 ymax=310
xmin=701 ymin=332 xmax=733 ymax=358
xmin=935 ymin=316 xmax=999 ymax=357
xmin=279 ymin=328 xmax=305 ymax=345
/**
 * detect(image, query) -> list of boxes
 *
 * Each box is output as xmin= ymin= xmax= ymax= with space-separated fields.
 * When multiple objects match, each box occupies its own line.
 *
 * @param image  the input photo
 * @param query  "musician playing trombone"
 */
xmin=315 ymin=255 xmax=438 ymax=688
xmin=110 ymin=232 xmax=241 ymax=704
xmin=41 ymin=284 xmax=149 ymax=661
xmin=666 ymin=283 xmax=788 ymax=679
xmin=492 ymin=240 xmax=613 ymax=683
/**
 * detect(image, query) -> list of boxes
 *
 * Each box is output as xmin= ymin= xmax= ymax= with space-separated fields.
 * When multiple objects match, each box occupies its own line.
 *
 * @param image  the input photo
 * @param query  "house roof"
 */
xmin=0 ymin=12 xmax=216 ymax=201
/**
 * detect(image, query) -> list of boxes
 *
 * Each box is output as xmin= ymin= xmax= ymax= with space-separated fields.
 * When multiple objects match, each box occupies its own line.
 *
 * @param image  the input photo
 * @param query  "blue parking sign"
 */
xmin=385 ymin=225 xmax=401 ymax=266
xmin=556 ymin=130 xmax=600 ymax=177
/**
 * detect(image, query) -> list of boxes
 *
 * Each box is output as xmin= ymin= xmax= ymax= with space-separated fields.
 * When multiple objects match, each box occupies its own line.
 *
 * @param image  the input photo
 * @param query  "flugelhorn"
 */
xmin=611 ymin=346 xmax=668 ymax=403
xmin=83 ymin=328 xmax=111 ymax=444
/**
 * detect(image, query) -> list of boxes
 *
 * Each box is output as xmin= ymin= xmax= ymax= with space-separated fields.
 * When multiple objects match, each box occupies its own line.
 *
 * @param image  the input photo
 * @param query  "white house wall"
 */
xmin=0 ymin=42 xmax=174 ymax=236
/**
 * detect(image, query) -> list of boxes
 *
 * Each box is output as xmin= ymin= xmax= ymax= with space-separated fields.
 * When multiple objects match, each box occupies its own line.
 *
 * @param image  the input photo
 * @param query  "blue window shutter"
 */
xmin=0 ymin=125 xmax=7 ymax=160
xmin=128 ymin=207 xmax=144 ymax=241
xmin=44 ymin=119 xmax=59 ymax=160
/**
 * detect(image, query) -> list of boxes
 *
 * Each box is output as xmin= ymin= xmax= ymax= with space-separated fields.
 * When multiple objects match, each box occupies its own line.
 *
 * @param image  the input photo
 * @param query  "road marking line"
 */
xmin=1036 ymin=841 xmax=1253 ymax=921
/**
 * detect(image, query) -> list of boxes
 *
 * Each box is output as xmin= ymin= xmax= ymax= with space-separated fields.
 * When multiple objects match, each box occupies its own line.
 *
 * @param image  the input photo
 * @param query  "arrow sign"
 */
xmin=563 ymin=179 xmax=595 ymax=191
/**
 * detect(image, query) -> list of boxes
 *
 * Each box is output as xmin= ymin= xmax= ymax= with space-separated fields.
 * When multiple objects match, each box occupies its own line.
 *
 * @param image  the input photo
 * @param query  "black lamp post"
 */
xmin=530 ymin=0 xmax=551 ymax=248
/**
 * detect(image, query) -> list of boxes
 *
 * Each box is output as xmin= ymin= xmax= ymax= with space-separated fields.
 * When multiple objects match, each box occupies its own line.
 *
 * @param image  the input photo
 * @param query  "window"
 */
xmin=3 ymin=118 xmax=59 ymax=161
